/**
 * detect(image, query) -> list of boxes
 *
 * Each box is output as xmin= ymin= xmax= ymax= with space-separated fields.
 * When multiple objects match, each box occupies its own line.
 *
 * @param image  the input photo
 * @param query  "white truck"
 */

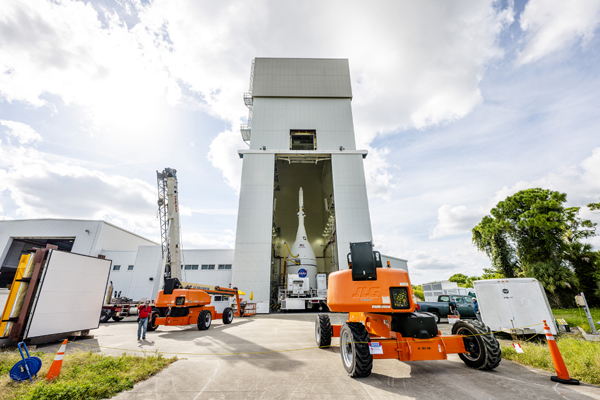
xmin=473 ymin=278 xmax=557 ymax=335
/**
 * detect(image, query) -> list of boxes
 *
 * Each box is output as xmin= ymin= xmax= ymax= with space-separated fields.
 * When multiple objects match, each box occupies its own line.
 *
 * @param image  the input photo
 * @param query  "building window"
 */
xmin=191 ymin=265 xmax=198 ymax=270
xmin=201 ymin=264 xmax=215 ymax=270
xmin=128 ymin=265 xmax=134 ymax=271
xmin=214 ymin=295 xmax=222 ymax=301
xmin=218 ymin=264 xmax=232 ymax=270
xmin=113 ymin=265 xmax=121 ymax=271
xmin=290 ymin=130 xmax=316 ymax=150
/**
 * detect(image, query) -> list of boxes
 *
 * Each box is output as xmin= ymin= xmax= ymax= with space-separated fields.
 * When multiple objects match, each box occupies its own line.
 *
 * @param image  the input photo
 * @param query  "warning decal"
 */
xmin=369 ymin=342 xmax=383 ymax=355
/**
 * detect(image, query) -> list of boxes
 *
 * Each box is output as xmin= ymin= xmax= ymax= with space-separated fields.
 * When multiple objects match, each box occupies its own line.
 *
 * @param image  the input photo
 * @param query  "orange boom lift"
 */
xmin=315 ymin=242 xmax=501 ymax=377
xmin=147 ymin=168 xmax=250 ymax=332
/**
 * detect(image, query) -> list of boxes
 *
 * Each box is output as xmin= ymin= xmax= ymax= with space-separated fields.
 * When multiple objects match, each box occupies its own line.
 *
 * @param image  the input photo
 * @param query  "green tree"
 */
xmin=563 ymin=243 xmax=600 ymax=306
xmin=472 ymin=188 xmax=597 ymax=306
xmin=448 ymin=273 xmax=468 ymax=285
xmin=589 ymin=198 xmax=600 ymax=213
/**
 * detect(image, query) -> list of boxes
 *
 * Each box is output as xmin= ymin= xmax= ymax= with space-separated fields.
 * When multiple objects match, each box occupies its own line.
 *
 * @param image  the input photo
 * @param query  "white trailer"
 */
xmin=473 ymin=278 xmax=557 ymax=335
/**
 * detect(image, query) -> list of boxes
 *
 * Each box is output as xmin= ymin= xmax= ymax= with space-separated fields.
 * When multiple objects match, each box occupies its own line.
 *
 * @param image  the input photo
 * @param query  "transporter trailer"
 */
xmin=315 ymin=242 xmax=501 ymax=377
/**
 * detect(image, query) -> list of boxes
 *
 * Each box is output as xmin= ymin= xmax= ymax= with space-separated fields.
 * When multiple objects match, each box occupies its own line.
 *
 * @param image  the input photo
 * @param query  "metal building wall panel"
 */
xmin=101 ymin=250 xmax=140 ymax=299
xmin=179 ymin=249 xmax=234 ymax=289
xmin=252 ymin=58 xmax=352 ymax=98
xmin=24 ymin=250 xmax=111 ymax=338
xmin=0 ymin=220 xmax=104 ymax=263
xmin=331 ymin=154 xmax=373 ymax=269
xmin=232 ymin=153 xmax=275 ymax=309
xmin=95 ymin=222 xmax=157 ymax=253
xmin=250 ymin=98 xmax=356 ymax=151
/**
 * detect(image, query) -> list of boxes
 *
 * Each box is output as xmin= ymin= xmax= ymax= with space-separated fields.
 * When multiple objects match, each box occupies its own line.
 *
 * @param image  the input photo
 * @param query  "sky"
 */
xmin=1 ymin=0 xmax=600 ymax=284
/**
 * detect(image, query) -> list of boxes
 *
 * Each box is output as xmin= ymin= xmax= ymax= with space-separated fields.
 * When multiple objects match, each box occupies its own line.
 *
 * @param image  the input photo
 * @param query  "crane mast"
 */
xmin=157 ymin=168 xmax=182 ymax=282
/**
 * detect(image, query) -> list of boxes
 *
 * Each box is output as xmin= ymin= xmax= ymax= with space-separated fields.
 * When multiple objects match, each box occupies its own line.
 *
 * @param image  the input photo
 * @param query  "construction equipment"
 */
xmin=316 ymin=241 xmax=501 ymax=377
xmin=149 ymin=168 xmax=245 ymax=331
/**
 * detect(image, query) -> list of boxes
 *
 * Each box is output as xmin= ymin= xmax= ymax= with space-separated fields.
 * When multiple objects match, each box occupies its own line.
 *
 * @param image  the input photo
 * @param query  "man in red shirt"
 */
xmin=138 ymin=300 xmax=152 ymax=340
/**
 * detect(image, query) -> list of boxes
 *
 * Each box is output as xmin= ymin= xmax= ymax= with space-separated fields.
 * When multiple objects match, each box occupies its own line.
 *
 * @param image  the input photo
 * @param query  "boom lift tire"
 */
xmin=340 ymin=322 xmax=373 ymax=378
xmin=112 ymin=316 xmax=124 ymax=322
xmin=197 ymin=309 xmax=212 ymax=330
xmin=100 ymin=309 xmax=111 ymax=323
xmin=222 ymin=307 xmax=234 ymax=324
xmin=147 ymin=311 xmax=160 ymax=332
xmin=452 ymin=320 xmax=501 ymax=370
xmin=315 ymin=314 xmax=332 ymax=348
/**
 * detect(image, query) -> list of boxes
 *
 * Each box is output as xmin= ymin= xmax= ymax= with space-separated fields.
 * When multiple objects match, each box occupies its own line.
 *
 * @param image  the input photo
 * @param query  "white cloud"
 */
xmin=182 ymin=230 xmax=236 ymax=250
xmin=207 ymin=128 xmax=244 ymax=192
xmin=0 ymin=142 xmax=158 ymax=235
xmin=430 ymin=147 xmax=600 ymax=241
xmin=0 ymin=0 xmax=516 ymax=191
xmin=431 ymin=205 xmax=486 ymax=239
xmin=517 ymin=0 xmax=600 ymax=65
xmin=0 ymin=120 xmax=42 ymax=144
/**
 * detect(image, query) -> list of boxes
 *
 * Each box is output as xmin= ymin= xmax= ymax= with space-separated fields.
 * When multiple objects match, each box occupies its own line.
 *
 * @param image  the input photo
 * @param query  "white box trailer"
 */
xmin=473 ymin=278 xmax=557 ymax=335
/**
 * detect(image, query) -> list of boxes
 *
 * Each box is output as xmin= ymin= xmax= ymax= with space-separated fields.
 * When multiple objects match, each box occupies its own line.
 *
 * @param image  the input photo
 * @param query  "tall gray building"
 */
xmin=232 ymin=58 xmax=374 ymax=313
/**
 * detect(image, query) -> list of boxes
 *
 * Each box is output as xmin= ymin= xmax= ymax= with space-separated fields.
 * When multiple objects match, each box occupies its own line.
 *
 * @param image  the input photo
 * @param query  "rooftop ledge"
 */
xmin=238 ymin=149 xmax=368 ymax=159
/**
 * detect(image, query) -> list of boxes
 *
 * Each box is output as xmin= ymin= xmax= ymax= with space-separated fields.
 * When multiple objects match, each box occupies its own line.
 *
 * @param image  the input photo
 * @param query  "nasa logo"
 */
xmin=503 ymin=289 xmax=509 ymax=294
xmin=299 ymin=269 xmax=307 ymax=278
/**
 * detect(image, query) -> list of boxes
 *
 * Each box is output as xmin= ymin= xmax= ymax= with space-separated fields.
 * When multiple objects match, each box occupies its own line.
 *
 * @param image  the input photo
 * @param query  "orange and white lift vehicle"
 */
xmin=315 ymin=242 xmax=501 ymax=377
xmin=147 ymin=168 xmax=251 ymax=332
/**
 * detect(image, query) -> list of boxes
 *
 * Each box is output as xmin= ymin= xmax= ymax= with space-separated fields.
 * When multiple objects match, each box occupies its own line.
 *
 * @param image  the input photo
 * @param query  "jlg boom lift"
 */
xmin=315 ymin=242 xmax=501 ymax=377
xmin=147 ymin=168 xmax=245 ymax=332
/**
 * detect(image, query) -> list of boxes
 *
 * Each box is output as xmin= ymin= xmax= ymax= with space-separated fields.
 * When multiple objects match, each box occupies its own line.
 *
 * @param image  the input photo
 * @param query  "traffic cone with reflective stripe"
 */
xmin=46 ymin=339 xmax=67 ymax=380
xmin=543 ymin=320 xmax=579 ymax=385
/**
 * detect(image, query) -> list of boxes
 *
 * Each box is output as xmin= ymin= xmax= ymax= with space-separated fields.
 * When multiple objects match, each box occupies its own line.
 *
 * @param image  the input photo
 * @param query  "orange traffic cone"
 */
xmin=46 ymin=339 xmax=67 ymax=380
xmin=543 ymin=320 xmax=579 ymax=385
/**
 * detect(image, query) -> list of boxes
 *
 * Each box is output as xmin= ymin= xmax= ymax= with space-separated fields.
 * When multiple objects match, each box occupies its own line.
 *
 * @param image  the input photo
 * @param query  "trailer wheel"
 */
xmin=100 ymin=309 xmax=111 ymax=323
xmin=147 ymin=311 xmax=159 ymax=332
xmin=315 ymin=314 xmax=332 ymax=348
xmin=452 ymin=320 xmax=501 ymax=370
xmin=222 ymin=307 xmax=234 ymax=324
xmin=112 ymin=316 xmax=124 ymax=322
xmin=340 ymin=322 xmax=373 ymax=378
xmin=197 ymin=310 xmax=212 ymax=330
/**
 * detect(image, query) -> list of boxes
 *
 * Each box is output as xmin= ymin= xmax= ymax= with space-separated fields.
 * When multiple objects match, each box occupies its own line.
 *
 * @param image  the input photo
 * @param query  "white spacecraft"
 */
xmin=286 ymin=187 xmax=318 ymax=288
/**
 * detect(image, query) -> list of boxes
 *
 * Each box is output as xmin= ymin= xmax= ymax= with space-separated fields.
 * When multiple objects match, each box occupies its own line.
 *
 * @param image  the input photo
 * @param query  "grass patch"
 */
xmin=553 ymin=308 xmax=600 ymax=333
xmin=0 ymin=349 xmax=176 ymax=400
xmin=502 ymin=337 xmax=600 ymax=384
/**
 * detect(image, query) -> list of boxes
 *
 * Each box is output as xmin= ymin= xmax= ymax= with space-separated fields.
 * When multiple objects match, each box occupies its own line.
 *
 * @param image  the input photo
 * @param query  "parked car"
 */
xmin=416 ymin=295 xmax=476 ymax=323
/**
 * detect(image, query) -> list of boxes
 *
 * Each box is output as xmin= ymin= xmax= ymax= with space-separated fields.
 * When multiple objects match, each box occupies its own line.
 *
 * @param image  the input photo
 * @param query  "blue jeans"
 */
xmin=138 ymin=317 xmax=148 ymax=339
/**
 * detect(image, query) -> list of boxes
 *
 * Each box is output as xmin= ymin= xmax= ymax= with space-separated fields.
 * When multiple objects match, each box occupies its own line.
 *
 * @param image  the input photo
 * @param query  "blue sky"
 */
xmin=1 ymin=0 xmax=600 ymax=284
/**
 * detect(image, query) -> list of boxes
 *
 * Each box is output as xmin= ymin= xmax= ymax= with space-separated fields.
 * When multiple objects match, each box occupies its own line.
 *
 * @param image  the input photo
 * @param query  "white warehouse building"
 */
xmin=0 ymin=58 xmax=409 ymax=313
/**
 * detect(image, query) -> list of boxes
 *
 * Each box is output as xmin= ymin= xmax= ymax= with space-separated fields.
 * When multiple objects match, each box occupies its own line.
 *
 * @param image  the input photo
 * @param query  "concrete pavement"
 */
xmin=37 ymin=313 xmax=600 ymax=399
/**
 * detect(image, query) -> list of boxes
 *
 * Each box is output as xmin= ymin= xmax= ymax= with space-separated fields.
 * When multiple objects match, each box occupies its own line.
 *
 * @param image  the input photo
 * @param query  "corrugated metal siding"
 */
xmin=252 ymin=58 xmax=352 ymax=98
xmin=331 ymin=154 xmax=373 ymax=269
xmin=250 ymin=98 xmax=356 ymax=151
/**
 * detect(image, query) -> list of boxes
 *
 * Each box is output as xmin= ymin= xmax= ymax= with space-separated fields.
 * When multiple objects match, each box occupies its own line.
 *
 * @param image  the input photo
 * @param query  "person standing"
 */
xmin=138 ymin=300 xmax=152 ymax=340
xmin=449 ymin=297 xmax=460 ymax=317
xmin=473 ymin=298 xmax=482 ymax=322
